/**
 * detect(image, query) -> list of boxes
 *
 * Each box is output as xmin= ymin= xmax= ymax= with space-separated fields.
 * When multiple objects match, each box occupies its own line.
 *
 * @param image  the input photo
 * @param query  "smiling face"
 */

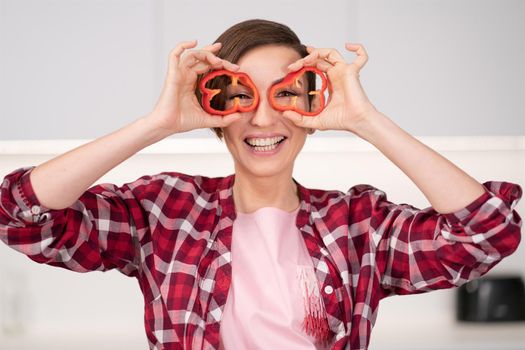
xmin=221 ymin=45 xmax=311 ymax=179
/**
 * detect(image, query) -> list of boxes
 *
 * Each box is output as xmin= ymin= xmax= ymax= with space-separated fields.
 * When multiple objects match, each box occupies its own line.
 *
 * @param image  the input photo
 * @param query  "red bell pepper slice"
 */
xmin=199 ymin=69 xmax=259 ymax=116
xmin=268 ymin=66 xmax=328 ymax=116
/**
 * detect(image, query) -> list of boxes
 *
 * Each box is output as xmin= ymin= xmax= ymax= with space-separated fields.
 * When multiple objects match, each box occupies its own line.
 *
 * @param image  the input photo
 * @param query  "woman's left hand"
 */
xmin=283 ymin=43 xmax=377 ymax=133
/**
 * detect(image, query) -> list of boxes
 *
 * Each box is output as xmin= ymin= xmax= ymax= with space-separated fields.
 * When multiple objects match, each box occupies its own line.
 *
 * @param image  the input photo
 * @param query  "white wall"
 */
xmin=0 ymin=136 xmax=524 ymax=349
xmin=1 ymin=0 xmax=524 ymax=140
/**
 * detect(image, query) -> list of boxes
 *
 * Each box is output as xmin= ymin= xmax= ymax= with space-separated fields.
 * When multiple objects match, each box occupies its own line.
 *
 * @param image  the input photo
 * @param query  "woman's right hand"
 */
xmin=146 ymin=40 xmax=243 ymax=137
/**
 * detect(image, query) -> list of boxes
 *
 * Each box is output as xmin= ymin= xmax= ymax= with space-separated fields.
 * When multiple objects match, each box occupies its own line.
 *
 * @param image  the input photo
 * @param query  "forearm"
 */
xmin=351 ymin=110 xmax=486 ymax=214
xmin=30 ymin=114 xmax=170 ymax=210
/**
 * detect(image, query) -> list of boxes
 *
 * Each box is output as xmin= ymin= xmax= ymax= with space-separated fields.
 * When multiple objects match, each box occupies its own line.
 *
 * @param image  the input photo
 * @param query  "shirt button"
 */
xmin=31 ymin=205 xmax=41 ymax=215
xmin=324 ymin=285 xmax=333 ymax=295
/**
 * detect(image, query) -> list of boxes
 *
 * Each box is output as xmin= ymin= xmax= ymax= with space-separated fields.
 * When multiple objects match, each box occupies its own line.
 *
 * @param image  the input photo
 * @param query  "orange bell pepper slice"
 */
xmin=199 ymin=69 xmax=259 ymax=116
xmin=268 ymin=66 xmax=328 ymax=116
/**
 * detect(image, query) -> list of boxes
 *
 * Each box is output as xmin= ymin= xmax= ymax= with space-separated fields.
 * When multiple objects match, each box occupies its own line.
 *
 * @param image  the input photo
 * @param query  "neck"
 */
xmin=232 ymin=170 xmax=300 ymax=214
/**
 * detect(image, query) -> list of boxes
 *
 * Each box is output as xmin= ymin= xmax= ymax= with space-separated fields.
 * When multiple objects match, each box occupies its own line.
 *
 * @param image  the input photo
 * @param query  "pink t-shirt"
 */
xmin=219 ymin=206 xmax=331 ymax=349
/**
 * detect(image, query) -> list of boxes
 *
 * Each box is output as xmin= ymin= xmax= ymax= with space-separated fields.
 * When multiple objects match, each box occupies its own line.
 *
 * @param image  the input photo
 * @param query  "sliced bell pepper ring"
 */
xmin=268 ymin=66 xmax=328 ymax=116
xmin=199 ymin=69 xmax=260 ymax=116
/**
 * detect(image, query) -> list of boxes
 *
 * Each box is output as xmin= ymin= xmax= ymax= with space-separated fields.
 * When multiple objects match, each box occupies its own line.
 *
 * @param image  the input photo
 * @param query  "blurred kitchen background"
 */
xmin=1 ymin=0 xmax=524 ymax=349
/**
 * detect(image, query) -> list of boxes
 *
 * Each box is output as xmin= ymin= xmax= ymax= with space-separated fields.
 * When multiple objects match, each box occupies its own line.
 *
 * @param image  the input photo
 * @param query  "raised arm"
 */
xmin=30 ymin=116 xmax=166 ymax=209
xmin=286 ymin=43 xmax=483 ymax=209
xmin=351 ymin=109 xmax=487 ymax=213
xmin=285 ymin=42 xmax=522 ymax=295
xmin=0 ymin=40 xmax=241 ymax=273
xmin=30 ymin=40 xmax=241 ymax=210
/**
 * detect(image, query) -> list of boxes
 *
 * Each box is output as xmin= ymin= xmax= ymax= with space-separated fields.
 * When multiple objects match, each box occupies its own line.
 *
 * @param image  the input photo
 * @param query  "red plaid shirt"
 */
xmin=0 ymin=166 xmax=522 ymax=349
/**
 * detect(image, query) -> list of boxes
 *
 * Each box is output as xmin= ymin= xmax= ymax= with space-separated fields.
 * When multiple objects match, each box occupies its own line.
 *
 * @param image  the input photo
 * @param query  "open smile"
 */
xmin=243 ymin=136 xmax=288 ymax=156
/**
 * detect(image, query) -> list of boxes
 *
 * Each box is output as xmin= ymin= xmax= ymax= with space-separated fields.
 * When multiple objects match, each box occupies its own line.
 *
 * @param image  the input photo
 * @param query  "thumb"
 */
xmin=283 ymin=110 xmax=310 ymax=128
xmin=218 ymin=112 xmax=242 ymax=126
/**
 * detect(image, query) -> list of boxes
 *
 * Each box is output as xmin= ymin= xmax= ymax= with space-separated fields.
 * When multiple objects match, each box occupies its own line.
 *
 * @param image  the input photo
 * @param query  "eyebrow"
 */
xmin=226 ymin=76 xmax=285 ymax=89
xmin=226 ymin=75 xmax=298 ymax=88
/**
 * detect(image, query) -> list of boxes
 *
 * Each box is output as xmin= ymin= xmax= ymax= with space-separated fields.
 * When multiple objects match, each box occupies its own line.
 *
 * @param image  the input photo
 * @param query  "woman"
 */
xmin=0 ymin=19 xmax=522 ymax=350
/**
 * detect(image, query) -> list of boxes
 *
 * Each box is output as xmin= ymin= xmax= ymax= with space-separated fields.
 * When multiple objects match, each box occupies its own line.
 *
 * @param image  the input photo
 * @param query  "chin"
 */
xmin=247 ymin=164 xmax=286 ymax=177
xmin=236 ymin=157 xmax=291 ymax=177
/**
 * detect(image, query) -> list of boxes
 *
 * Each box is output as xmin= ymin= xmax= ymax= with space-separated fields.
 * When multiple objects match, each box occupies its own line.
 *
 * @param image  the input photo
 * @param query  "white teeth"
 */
xmin=252 ymin=143 xmax=280 ymax=151
xmin=246 ymin=136 xmax=285 ymax=146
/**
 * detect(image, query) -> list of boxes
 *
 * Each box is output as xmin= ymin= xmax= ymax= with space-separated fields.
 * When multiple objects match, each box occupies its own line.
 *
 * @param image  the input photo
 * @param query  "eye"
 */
xmin=276 ymin=90 xmax=298 ymax=98
xmin=228 ymin=93 xmax=252 ymax=100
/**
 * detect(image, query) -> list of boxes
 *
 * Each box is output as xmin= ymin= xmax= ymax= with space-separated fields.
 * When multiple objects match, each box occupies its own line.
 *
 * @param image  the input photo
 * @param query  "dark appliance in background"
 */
xmin=456 ymin=275 xmax=525 ymax=322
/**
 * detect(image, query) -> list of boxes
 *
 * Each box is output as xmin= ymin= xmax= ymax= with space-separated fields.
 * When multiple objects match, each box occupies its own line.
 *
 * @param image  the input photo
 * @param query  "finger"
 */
xmin=282 ymin=110 xmax=318 ymax=130
xmin=287 ymin=54 xmax=334 ymax=72
xmin=207 ymin=112 xmax=243 ymax=126
xmin=198 ymin=43 xmax=240 ymax=71
xmin=288 ymin=48 xmax=345 ymax=72
xmin=221 ymin=112 xmax=243 ymax=126
xmin=191 ymin=59 xmax=239 ymax=71
xmin=185 ymin=51 xmax=241 ymax=72
xmin=200 ymin=42 xmax=222 ymax=52
xmin=305 ymin=48 xmax=345 ymax=65
xmin=168 ymin=40 xmax=198 ymax=69
xmin=313 ymin=60 xmax=333 ymax=72
xmin=181 ymin=50 xmax=221 ymax=68
xmin=191 ymin=62 xmax=218 ymax=75
xmin=219 ymin=59 xmax=240 ymax=71
xmin=191 ymin=59 xmax=240 ymax=75
xmin=345 ymin=42 xmax=369 ymax=70
xmin=287 ymin=57 xmax=307 ymax=72
xmin=286 ymin=45 xmax=314 ymax=72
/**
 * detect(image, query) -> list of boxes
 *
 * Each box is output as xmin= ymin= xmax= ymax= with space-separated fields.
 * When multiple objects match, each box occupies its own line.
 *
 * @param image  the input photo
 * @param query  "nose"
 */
xmin=249 ymin=94 xmax=280 ymax=128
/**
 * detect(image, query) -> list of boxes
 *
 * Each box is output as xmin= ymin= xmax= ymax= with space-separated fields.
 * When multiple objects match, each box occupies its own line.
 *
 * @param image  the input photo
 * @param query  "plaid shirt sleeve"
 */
xmin=349 ymin=180 xmax=523 ymax=297
xmin=0 ymin=166 xmax=149 ymax=277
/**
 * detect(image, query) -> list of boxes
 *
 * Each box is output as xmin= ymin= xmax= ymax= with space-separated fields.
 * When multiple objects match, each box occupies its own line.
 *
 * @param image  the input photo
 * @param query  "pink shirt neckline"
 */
xmin=235 ymin=205 xmax=301 ymax=216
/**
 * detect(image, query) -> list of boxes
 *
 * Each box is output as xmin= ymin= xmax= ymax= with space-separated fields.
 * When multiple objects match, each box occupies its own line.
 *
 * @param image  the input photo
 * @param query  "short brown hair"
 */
xmin=195 ymin=19 xmax=311 ymax=141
